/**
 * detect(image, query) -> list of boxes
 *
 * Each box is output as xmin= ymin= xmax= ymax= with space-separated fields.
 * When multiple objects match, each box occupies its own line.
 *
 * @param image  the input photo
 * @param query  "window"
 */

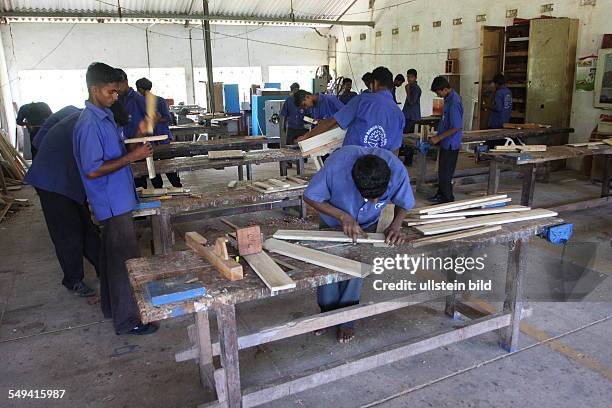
xmin=268 ymin=66 xmax=318 ymax=93
xmin=18 ymin=69 xmax=87 ymax=112
xmin=194 ymin=66 xmax=262 ymax=109
xmin=125 ymin=68 xmax=187 ymax=104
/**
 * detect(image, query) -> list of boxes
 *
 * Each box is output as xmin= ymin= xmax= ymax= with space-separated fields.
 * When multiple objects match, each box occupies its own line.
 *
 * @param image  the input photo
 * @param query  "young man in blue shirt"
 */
xmin=392 ymin=74 xmax=405 ymax=104
xmin=16 ymin=102 xmax=52 ymax=158
xmin=280 ymin=82 xmax=307 ymax=145
xmin=429 ymin=76 xmax=464 ymax=204
xmin=486 ymin=74 xmax=513 ymax=129
xmin=296 ymin=66 xmax=405 ymax=153
xmin=361 ymin=72 xmax=373 ymax=93
xmin=402 ymin=69 xmax=422 ymax=134
xmin=136 ymin=77 xmax=182 ymax=189
xmin=294 ymin=89 xmax=344 ymax=121
xmin=304 ymin=145 xmax=415 ymax=343
xmin=73 ymin=62 xmax=156 ymax=335
xmin=338 ymin=78 xmax=358 ymax=105
xmin=32 ymin=105 xmax=81 ymax=150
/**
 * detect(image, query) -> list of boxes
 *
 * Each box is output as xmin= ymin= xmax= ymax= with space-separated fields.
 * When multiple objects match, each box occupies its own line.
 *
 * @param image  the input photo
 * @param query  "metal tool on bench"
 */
xmin=539 ymin=223 xmax=573 ymax=264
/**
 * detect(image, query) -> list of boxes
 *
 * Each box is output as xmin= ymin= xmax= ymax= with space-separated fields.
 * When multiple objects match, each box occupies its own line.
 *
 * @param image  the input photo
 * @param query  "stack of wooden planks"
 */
xmin=0 ymin=130 xmax=28 ymax=182
xmin=405 ymin=194 xmax=557 ymax=246
xmin=298 ymin=127 xmax=346 ymax=170
xmin=248 ymin=176 xmax=308 ymax=193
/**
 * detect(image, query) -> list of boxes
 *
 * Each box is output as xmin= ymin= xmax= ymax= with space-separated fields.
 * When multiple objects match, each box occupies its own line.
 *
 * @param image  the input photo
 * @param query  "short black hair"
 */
xmin=493 ymin=73 xmax=506 ymax=85
xmin=362 ymin=72 xmax=373 ymax=84
xmin=136 ymin=77 xmax=152 ymax=91
xmin=371 ymin=66 xmax=394 ymax=89
xmin=342 ymin=77 xmax=353 ymax=84
xmin=115 ymin=68 xmax=128 ymax=82
xmin=293 ymin=89 xmax=311 ymax=107
xmin=109 ymin=101 xmax=130 ymax=127
xmin=394 ymin=74 xmax=405 ymax=83
xmin=431 ymin=76 xmax=451 ymax=92
xmin=406 ymin=69 xmax=418 ymax=77
xmin=290 ymin=82 xmax=300 ymax=91
xmin=85 ymin=62 xmax=122 ymax=87
xmin=351 ymin=155 xmax=391 ymax=199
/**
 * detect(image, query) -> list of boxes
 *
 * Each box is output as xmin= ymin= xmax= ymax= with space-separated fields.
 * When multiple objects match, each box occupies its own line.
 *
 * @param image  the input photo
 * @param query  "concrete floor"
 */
xmin=1 ymin=158 xmax=611 ymax=408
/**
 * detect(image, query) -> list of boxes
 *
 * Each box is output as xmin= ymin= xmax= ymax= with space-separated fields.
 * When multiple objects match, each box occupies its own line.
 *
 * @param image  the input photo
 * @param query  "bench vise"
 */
xmin=539 ymin=223 xmax=573 ymax=245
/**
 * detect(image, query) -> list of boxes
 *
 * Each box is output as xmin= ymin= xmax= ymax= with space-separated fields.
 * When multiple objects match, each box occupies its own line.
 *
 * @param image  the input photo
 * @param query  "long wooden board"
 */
xmin=124 ymin=135 xmax=168 ymax=144
xmin=410 ymin=194 xmax=508 ymax=215
xmin=208 ymin=150 xmax=246 ymax=159
xmin=419 ymin=205 xmax=531 ymax=219
xmin=273 ymin=230 xmax=386 ymax=244
xmin=248 ymin=179 xmax=307 ymax=194
xmin=243 ymin=251 xmax=296 ymax=292
xmin=298 ymin=127 xmax=346 ymax=155
xmin=263 ymin=238 xmax=371 ymax=278
xmin=411 ymin=226 xmax=502 ymax=247
xmin=414 ymin=209 xmax=558 ymax=235
xmin=404 ymin=216 xmax=466 ymax=226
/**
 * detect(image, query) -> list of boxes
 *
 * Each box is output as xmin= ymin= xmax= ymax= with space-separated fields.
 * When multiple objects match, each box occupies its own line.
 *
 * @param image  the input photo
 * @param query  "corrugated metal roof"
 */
xmin=3 ymin=0 xmax=356 ymax=21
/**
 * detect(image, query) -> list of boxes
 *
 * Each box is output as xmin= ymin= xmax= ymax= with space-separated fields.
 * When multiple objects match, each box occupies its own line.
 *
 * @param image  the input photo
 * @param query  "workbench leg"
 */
xmin=520 ymin=164 xmax=537 ymax=207
xmin=416 ymin=149 xmax=427 ymax=193
xmin=246 ymin=164 xmax=253 ymax=181
xmin=500 ymin=239 xmax=526 ymax=352
xmin=216 ymin=303 xmax=242 ymax=408
xmin=299 ymin=196 xmax=307 ymax=219
xmin=279 ymin=161 xmax=288 ymax=177
xmin=297 ymin=158 xmax=305 ymax=175
xmin=601 ymin=154 xmax=611 ymax=198
xmin=444 ymin=267 xmax=460 ymax=320
xmin=196 ymin=311 xmax=216 ymax=394
xmin=487 ymin=160 xmax=500 ymax=195
xmin=151 ymin=211 xmax=173 ymax=255
xmin=237 ymin=165 xmax=244 ymax=181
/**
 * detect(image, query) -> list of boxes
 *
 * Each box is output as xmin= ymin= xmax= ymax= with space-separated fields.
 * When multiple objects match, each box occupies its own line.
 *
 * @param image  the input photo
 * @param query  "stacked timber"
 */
xmin=0 ymin=130 xmax=28 ymax=182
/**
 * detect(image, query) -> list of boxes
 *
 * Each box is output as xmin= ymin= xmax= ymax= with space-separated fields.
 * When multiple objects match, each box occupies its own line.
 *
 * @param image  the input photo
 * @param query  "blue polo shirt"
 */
xmin=311 ymin=93 xmax=344 ymax=120
xmin=280 ymin=96 xmax=305 ymax=129
xmin=119 ymin=87 xmax=146 ymax=139
xmin=335 ymin=90 xmax=405 ymax=151
xmin=73 ymin=101 xmax=138 ymax=221
xmin=32 ymin=105 xmax=81 ymax=150
xmin=155 ymin=96 xmax=173 ymax=143
xmin=25 ymin=112 xmax=86 ymax=203
xmin=488 ymin=87 xmax=513 ymax=129
xmin=305 ymin=146 xmax=415 ymax=229
xmin=438 ymin=90 xmax=463 ymax=150
xmin=402 ymin=82 xmax=422 ymax=122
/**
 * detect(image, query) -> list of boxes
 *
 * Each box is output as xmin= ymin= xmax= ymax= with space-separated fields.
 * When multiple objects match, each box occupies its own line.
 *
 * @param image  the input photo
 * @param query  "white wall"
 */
xmin=333 ymin=0 xmax=612 ymax=145
xmin=0 ymin=22 xmax=328 ymax=109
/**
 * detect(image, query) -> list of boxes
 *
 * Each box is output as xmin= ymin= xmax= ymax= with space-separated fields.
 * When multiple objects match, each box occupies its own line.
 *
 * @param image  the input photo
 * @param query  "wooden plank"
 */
xmin=419 ymin=205 xmax=531 ymax=219
xmin=410 ymin=194 xmax=508 ymax=214
xmin=492 ymin=145 xmax=547 ymax=152
xmin=602 ymin=138 xmax=612 ymax=146
xmin=415 ymin=209 xmax=558 ymax=235
xmin=411 ymin=226 xmax=502 ymax=247
xmin=208 ymin=150 xmax=246 ymax=159
xmin=243 ymin=251 xmax=296 ymax=292
xmin=185 ymin=232 xmax=243 ymax=281
xmin=272 ymin=230 xmax=386 ymax=244
xmin=286 ymin=176 xmax=307 ymax=185
xmin=252 ymin=181 xmax=274 ymax=191
xmin=263 ymin=238 xmax=371 ymax=278
xmin=298 ymin=127 xmax=346 ymax=154
xmin=266 ymin=179 xmax=290 ymax=188
xmin=124 ymin=134 xmax=168 ymax=143
xmin=404 ymin=216 xmax=467 ymax=226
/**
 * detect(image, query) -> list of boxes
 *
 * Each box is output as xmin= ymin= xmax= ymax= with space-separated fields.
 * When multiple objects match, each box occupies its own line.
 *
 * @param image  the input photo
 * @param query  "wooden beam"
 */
xmin=418 ymin=205 xmax=531 ymax=219
xmin=404 ymin=216 xmax=466 ymax=226
xmin=185 ymin=232 xmax=243 ymax=280
xmin=124 ymin=134 xmax=168 ymax=144
xmin=272 ymin=230 xmax=386 ymax=244
xmin=410 ymin=194 xmax=508 ymax=214
xmin=411 ymin=226 xmax=502 ymax=247
xmin=298 ymin=127 xmax=346 ymax=155
xmin=263 ymin=238 xmax=372 ymax=278
xmin=243 ymin=251 xmax=296 ymax=292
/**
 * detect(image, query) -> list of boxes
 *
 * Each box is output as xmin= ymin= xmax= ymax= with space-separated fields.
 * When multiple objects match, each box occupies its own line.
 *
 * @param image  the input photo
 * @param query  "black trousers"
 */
xmin=29 ymin=127 xmax=40 ymax=159
xmin=286 ymin=127 xmax=308 ymax=145
xmin=36 ymin=188 xmax=101 ymax=289
xmin=437 ymin=148 xmax=460 ymax=202
xmin=136 ymin=173 xmax=182 ymax=189
xmin=403 ymin=120 xmax=417 ymax=134
xmin=99 ymin=212 xmax=142 ymax=333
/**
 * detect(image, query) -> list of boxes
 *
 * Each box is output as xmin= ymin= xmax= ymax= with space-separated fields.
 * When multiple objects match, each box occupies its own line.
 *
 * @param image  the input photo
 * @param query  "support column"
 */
xmin=202 ymin=0 xmax=215 ymax=112
xmin=215 ymin=302 xmax=242 ymax=408
xmin=487 ymin=160 xmax=500 ymax=195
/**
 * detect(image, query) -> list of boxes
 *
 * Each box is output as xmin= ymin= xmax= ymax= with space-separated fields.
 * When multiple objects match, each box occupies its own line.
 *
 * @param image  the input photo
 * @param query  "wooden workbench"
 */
xmin=145 ymin=179 xmax=309 ymax=254
xmin=132 ymin=148 xmax=304 ymax=180
xmin=170 ymin=124 xmax=230 ymax=141
xmin=153 ymin=137 xmax=266 ymax=160
xmin=126 ymin=214 xmax=563 ymax=407
xmin=483 ymin=144 xmax=612 ymax=206
xmin=403 ymin=127 xmax=575 ymax=192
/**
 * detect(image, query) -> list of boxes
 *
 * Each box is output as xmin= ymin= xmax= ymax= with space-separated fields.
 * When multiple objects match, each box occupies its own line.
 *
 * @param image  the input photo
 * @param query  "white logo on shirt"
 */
xmin=363 ymin=125 xmax=387 ymax=147
xmin=375 ymin=201 xmax=386 ymax=210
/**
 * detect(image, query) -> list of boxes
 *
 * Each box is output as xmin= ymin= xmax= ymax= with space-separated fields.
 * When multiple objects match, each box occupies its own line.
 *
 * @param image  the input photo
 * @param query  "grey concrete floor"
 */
xmin=1 ymin=158 xmax=611 ymax=408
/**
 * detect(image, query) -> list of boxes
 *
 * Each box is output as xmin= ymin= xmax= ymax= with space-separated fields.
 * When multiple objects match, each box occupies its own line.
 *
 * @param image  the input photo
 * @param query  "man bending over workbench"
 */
xmin=303 ymin=145 xmax=415 ymax=343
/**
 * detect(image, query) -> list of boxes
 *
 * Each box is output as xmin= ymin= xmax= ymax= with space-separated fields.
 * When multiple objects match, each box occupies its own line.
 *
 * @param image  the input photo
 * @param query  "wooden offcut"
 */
xmin=273 ymin=230 xmax=386 ymax=244
xmin=185 ymin=232 xmax=243 ymax=281
xmin=266 ymin=179 xmax=290 ymax=188
xmin=208 ymin=150 xmax=246 ymax=159
xmin=263 ymin=238 xmax=372 ymax=278
xmin=236 ymin=226 xmax=262 ymax=256
xmin=243 ymin=251 xmax=296 ymax=292
xmin=248 ymin=178 xmax=308 ymax=194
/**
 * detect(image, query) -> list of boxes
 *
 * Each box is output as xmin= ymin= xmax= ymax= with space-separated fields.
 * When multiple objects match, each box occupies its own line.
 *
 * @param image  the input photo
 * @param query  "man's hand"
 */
xmin=384 ymin=223 xmax=405 ymax=246
xmin=429 ymin=135 xmax=441 ymax=145
xmin=295 ymin=133 xmax=313 ymax=143
xmin=128 ymin=142 xmax=153 ymax=162
xmin=340 ymin=214 xmax=367 ymax=242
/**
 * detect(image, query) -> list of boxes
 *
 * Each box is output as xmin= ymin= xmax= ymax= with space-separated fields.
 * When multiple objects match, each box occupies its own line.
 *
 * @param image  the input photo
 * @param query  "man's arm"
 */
xmin=304 ymin=196 xmax=366 ymax=241
xmin=86 ymin=143 xmax=152 ymax=179
xmin=295 ymin=117 xmax=338 ymax=143
xmin=16 ymin=106 xmax=27 ymax=126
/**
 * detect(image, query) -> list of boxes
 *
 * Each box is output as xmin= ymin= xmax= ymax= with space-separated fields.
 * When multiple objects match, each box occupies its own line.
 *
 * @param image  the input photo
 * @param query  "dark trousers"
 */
xmin=99 ymin=212 xmax=142 ymax=333
xmin=400 ymin=121 xmax=417 ymax=166
xmin=36 ymin=188 xmax=100 ymax=289
xmin=437 ymin=148 xmax=460 ymax=202
xmin=29 ymin=127 xmax=40 ymax=159
xmin=136 ymin=173 xmax=183 ymax=189
xmin=403 ymin=120 xmax=417 ymax=134
xmin=286 ymin=127 xmax=307 ymax=145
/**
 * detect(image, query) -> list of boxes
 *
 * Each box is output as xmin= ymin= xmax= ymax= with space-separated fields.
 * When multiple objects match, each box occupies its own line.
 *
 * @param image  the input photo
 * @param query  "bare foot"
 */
xmin=313 ymin=328 xmax=327 ymax=336
xmin=337 ymin=327 xmax=355 ymax=343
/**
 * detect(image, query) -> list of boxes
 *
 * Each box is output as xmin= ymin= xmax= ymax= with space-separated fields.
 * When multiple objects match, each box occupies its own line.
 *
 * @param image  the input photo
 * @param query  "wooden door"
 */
xmin=477 ymin=26 xmax=505 ymax=130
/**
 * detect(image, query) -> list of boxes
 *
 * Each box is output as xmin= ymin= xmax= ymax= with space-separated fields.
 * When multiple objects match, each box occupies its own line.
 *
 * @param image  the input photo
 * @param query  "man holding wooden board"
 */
xmin=303 ymin=145 xmax=415 ymax=343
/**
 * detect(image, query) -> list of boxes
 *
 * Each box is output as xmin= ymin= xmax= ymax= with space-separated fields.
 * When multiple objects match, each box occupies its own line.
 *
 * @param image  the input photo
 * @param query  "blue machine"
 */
xmin=264 ymin=82 xmax=281 ymax=89
xmin=223 ymin=84 xmax=240 ymax=113
xmin=540 ymin=223 xmax=573 ymax=245
xmin=252 ymin=94 xmax=286 ymax=136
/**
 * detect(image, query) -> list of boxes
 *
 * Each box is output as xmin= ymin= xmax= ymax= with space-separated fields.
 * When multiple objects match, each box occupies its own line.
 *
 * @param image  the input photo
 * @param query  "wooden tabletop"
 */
xmin=482 ymin=144 xmax=612 ymax=165
xmin=403 ymin=127 xmax=575 ymax=145
xmin=126 ymin=214 xmax=563 ymax=323
xmin=132 ymin=148 xmax=303 ymax=177
xmin=153 ymin=137 xmax=266 ymax=160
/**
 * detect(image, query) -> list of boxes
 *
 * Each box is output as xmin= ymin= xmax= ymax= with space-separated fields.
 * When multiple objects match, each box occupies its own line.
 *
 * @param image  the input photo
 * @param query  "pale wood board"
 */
xmin=263 ymin=238 xmax=372 ymax=278
xmin=267 ymin=179 xmax=290 ymax=188
xmin=208 ymin=150 xmax=246 ymax=159
xmin=566 ymin=142 xmax=604 ymax=147
xmin=243 ymin=251 xmax=296 ymax=292
xmin=298 ymin=127 xmax=346 ymax=154
xmin=602 ymin=138 xmax=612 ymax=146
xmin=252 ymin=181 xmax=274 ymax=191
xmin=286 ymin=176 xmax=308 ymax=185
xmin=419 ymin=205 xmax=531 ymax=219
xmin=273 ymin=230 xmax=386 ymax=244
xmin=415 ymin=209 xmax=558 ymax=235
xmin=492 ymin=145 xmax=547 ymax=152
xmin=248 ymin=180 xmax=307 ymax=194
xmin=410 ymin=194 xmax=508 ymax=215
xmin=404 ymin=216 xmax=467 ymax=226
xmin=411 ymin=226 xmax=502 ymax=247
xmin=124 ymin=135 xmax=168 ymax=144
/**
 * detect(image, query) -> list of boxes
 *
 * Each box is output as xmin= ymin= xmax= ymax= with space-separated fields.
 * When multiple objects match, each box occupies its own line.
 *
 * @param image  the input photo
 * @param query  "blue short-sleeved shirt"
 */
xmin=335 ymin=90 xmax=405 ymax=151
xmin=280 ymin=96 xmax=305 ymax=129
xmin=73 ymin=101 xmax=138 ymax=221
xmin=32 ymin=105 xmax=81 ymax=149
xmin=339 ymin=91 xmax=357 ymax=105
xmin=488 ymin=87 xmax=513 ymax=129
xmin=119 ymin=87 xmax=146 ymax=139
xmin=304 ymin=146 xmax=415 ymax=229
xmin=402 ymin=82 xmax=422 ymax=122
xmin=25 ymin=112 xmax=86 ymax=203
xmin=311 ymin=93 xmax=344 ymax=120
xmin=438 ymin=90 xmax=464 ymax=150
xmin=155 ymin=96 xmax=173 ymax=143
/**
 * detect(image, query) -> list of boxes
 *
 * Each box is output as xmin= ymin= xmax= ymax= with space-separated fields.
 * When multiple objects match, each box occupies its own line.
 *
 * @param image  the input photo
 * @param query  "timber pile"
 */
xmin=405 ymin=194 xmax=557 ymax=245
xmin=248 ymin=176 xmax=308 ymax=193
xmin=0 ymin=130 xmax=28 ymax=181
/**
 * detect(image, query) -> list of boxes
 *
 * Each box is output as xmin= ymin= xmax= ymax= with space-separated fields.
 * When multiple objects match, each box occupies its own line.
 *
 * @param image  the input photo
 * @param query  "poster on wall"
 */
xmin=575 ymin=55 xmax=597 ymax=92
